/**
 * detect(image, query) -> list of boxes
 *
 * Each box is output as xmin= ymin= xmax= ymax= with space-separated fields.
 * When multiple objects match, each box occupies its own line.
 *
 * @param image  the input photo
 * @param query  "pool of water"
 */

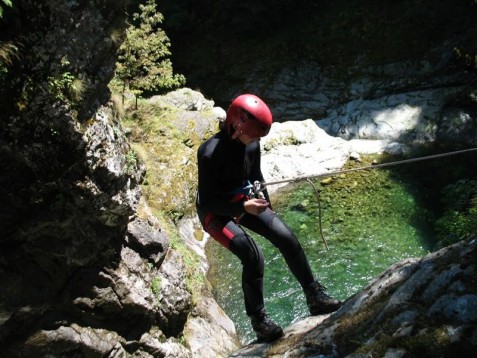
xmin=206 ymin=160 xmax=436 ymax=344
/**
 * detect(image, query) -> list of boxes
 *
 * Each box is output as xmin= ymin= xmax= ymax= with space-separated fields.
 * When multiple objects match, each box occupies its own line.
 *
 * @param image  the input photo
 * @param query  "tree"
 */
xmin=116 ymin=0 xmax=185 ymax=106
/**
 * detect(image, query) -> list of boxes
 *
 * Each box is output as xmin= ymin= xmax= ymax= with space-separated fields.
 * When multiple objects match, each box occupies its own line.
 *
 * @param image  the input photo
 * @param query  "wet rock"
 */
xmin=231 ymin=238 xmax=477 ymax=357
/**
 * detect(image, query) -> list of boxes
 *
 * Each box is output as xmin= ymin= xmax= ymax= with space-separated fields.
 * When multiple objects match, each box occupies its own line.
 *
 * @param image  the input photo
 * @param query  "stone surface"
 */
xmin=0 ymin=2 xmax=238 ymax=357
xmin=231 ymin=238 xmax=477 ymax=357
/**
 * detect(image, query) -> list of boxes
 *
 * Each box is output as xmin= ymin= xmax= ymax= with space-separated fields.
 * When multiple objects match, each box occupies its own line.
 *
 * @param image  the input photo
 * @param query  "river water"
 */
xmin=206 ymin=158 xmax=436 ymax=344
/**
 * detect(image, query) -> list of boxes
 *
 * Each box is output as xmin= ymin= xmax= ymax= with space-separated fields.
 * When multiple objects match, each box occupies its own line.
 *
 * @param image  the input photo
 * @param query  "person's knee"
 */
xmin=269 ymin=216 xmax=301 ymax=252
xmin=229 ymin=233 xmax=264 ymax=273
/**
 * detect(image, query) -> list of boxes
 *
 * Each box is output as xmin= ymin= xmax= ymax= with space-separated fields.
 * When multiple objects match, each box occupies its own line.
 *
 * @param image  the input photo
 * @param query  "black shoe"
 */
xmin=305 ymin=282 xmax=342 ymax=315
xmin=250 ymin=309 xmax=283 ymax=343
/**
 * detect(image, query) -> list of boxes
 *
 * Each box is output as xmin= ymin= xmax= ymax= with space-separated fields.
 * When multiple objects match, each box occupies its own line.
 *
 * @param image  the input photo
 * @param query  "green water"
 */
xmin=206 ymin=161 xmax=435 ymax=344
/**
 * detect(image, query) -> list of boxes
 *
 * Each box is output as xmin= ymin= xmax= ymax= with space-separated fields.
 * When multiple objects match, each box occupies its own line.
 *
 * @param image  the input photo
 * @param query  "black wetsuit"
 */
xmin=196 ymin=129 xmax=315 ymax=316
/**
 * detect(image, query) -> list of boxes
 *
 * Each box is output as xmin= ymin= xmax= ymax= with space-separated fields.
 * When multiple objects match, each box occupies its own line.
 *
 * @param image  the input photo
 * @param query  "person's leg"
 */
xmin=200 ymin=212 xmax=283 ymax=341
xmin=201 ymin=212 xmax=265 ymax=314
xmin=240 ymin=208 xmax=342 ymax=315
xmin=228 ymin=231 xmax=283 ymax=342
xmin=240 ymin=208 xmax=314 ymax=288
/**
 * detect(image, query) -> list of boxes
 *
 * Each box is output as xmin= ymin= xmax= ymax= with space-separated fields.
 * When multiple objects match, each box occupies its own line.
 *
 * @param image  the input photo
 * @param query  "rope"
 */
xmin=261 ymin=147 xmax=477 ymax=250
xmin=261 ymin=147 xmax=477 ymax=188
xmin=306 ymin=178 xmax=329 ymax=250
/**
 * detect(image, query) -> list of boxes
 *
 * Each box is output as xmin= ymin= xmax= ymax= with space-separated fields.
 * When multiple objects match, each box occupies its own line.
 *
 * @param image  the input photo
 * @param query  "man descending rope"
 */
xmin=196 ymin=94 xmax=341 ymax=343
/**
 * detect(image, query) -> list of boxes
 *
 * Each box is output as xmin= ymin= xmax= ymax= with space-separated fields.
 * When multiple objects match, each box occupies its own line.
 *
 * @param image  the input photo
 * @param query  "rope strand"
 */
xmin=261 ymin=147 xmax=477 ymax=188
xmin=262 ymin=147 xmax=477 ymax=250
xmin=306 ymin=178 xmax=329 ymax=250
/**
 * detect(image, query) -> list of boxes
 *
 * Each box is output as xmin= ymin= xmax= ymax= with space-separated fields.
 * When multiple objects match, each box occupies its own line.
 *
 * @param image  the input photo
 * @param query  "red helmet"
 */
xmin=225 ymin=94 xmax=273 ymax=138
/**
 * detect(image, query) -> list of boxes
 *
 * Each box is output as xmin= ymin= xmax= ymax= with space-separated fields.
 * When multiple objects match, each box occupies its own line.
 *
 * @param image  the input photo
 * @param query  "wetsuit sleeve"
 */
xmin=197 ymin=154 xmax=246 ymax=217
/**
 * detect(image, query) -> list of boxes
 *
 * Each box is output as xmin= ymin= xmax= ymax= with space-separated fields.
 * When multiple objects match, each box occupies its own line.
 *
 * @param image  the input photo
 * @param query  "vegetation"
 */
xmin=122 ymin=99 xmax=209 ymax=220
xmin=435 ymin=179 xmax=477 ymax=247
xmin=0 ymin=0 xmax=16 ymax=82
xmin=110 ymin=1 xmax=210 ymax=315
xmin=119 ymin=93 xmax=215 ymax=302
xmin=0 ymin=41 xmax=17 ymax=82
xmin=156 ymin=209 xmax=205 ymax=299
xmin=114 ymin=0 xmax=185 ymax=107
xmin=0 ymin=0 xmax=11 ymax=18
xmin=47 ymin=57 xmax=84 ymax=103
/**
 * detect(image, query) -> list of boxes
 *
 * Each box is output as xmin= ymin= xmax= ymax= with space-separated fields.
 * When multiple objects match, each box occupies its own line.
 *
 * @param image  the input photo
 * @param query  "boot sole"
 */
xmin=256 ymin=328 xmax=284 ymax=343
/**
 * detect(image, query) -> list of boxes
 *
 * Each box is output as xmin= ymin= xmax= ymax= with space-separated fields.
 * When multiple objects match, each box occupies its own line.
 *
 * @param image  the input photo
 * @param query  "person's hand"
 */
xmin=243 ymin=198 xmax=269 ymax=215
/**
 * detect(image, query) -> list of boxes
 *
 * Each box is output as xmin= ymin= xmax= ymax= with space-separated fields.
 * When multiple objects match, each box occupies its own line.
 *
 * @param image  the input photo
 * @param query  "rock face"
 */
xmin=159 ymin=1 xmax=477 ymax=157
xmin=231 ymin=237 xmax=477 ymax=357
xmin=259 ymin=119 xmax=396 ymax=193
xmin=160 ymin=0 xmax=477 ymax=125
xmin=0 ymin=1 xmax=237 ymax=357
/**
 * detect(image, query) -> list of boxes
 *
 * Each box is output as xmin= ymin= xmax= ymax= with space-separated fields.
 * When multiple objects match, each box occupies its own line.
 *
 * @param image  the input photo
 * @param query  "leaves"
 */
xmin=0 ymin=0 xmax=12 ymax=18
xmin=115 ymin=0 xmax=185 ymax=102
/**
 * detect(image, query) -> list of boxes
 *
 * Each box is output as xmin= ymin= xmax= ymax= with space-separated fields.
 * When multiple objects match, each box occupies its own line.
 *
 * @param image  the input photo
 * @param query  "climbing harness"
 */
xmin=253 ymin=147 xmax=477 ymax=250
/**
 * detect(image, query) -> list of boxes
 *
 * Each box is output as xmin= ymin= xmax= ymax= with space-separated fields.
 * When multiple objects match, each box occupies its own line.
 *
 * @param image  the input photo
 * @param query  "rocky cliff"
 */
xmin=160 ymin=0 xmax=477 ymax=125
xmin=0 ymin=1 xmax=237 ymax=357
xmin=231 ymin=237 xmax=477 ymax=357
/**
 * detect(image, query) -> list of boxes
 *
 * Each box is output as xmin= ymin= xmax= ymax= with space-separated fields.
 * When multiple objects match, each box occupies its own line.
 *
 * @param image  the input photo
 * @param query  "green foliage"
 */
xmin=0 ymin=0 xmax=18 ymax=81
xmin=151 ymin=276 xmax=161 ymax=296
xmin=0 ymin=0 xmax=12 ymax=18
xmin=435 ymin=180 xmax=477 ymax=247
xmin=115 ymin=0 xmax=185 ymax=103
xmin=0 ymin=42 xmax=18 ymax=82
xmin=125 ymin=149 xmax=138 ymax=175
xmin=122 ymin=98 xmax=208 ymax=220
xmin=47 ymin=57 xmax=82 ymax=102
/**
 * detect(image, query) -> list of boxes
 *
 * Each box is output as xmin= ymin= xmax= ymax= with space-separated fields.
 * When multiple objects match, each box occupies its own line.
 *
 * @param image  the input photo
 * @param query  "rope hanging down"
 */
xmin=255 ymin=147 xmax=477 ymax=251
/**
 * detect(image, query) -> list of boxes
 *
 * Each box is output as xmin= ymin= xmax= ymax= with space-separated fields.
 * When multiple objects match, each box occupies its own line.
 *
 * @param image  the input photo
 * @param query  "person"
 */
xmin=196 ymin=94 xmax=341 ymax=343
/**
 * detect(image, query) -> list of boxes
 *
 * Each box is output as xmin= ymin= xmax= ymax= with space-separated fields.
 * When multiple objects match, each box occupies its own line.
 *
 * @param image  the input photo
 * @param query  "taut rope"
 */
xmin=260 ymin=147 xmax=477 ymax=189
xmin=257 ymin=147 xmax=477 ymax=250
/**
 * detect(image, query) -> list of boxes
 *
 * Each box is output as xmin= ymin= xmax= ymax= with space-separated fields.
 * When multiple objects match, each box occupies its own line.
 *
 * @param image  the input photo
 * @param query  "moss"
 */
xmin=151 ymin=276 xmax=161 ymax=296
xmin=398 ymin=327 xmax=451 ymax=356
xmin=124 ymin=149 xmax=138 ymax=176
xmin=122 ymin=99 xmax=204 ymax=220
xmin=194 ymin=227 xmax=204 ymax=242
xmin=333 ymin=297 xmax=388 ymax=354
xmin=117 ymin=95 xmax=211 ymax=309
xmin=262 ymin=129 xmax=300 ymax=152
xmin=152 ymin=209 xmax=204 ymax=304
